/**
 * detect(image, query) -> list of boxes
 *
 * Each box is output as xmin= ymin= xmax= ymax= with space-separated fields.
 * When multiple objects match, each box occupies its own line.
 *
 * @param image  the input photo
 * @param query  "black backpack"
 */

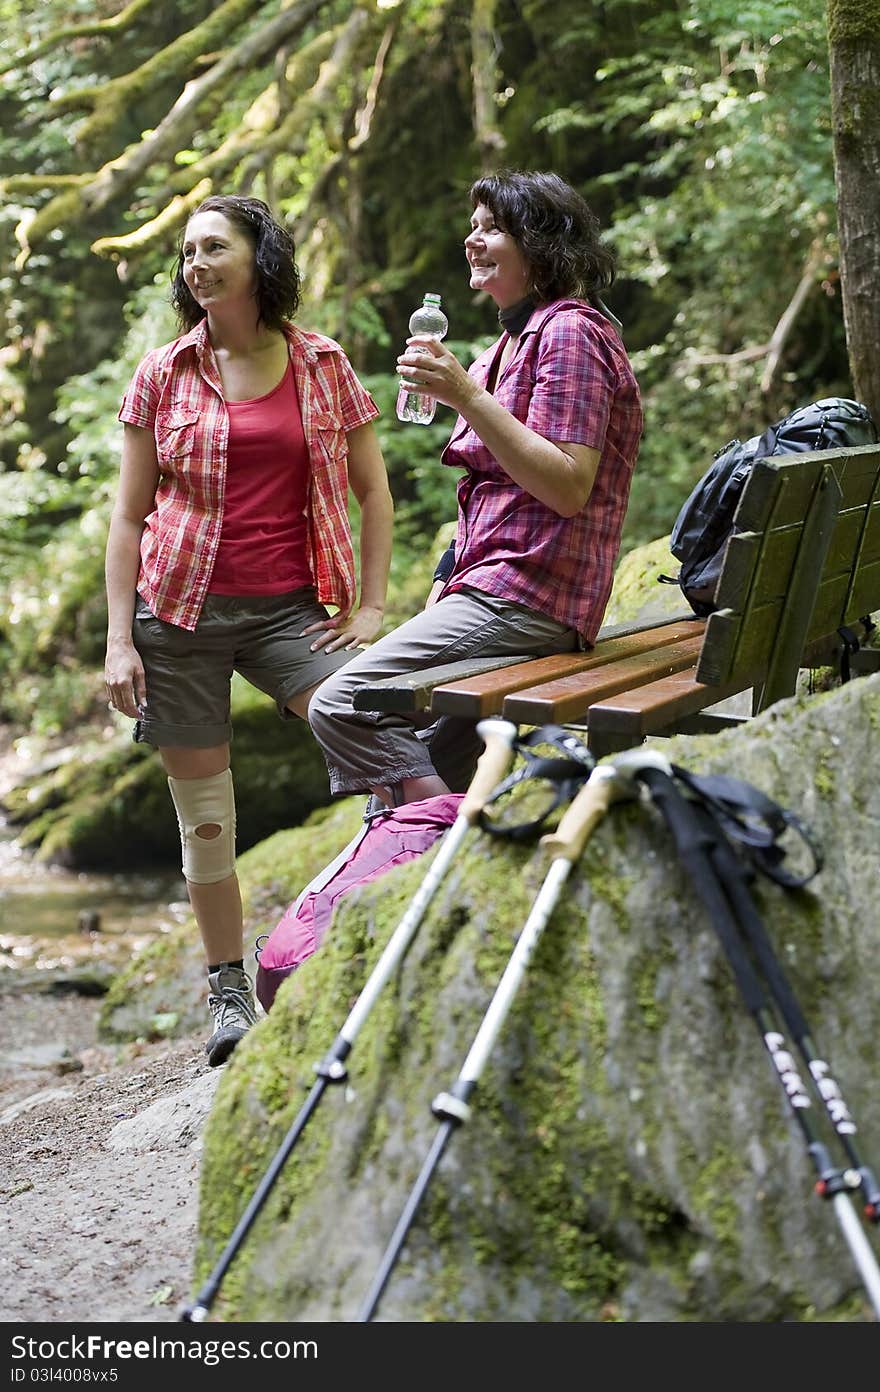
xmin=663 ymin=397 xmax=878 ymax=618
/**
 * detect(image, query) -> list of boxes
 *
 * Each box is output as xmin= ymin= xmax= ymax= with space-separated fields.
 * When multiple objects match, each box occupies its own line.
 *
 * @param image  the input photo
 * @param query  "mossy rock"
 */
xmin=192 ymin=674 xmax=880 ymax=1322
xmin=603 ymin=534 xmax=686 ymax=628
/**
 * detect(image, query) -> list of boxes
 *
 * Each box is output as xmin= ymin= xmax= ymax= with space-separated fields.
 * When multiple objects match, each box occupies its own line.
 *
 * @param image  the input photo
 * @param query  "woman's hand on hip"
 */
xmin=397 ymin=337 xmax=482 ymax=414
xmin=104 ymin=637 xmax=147 ymax=719
xmin=300 ymin=604 xmax=384 ymax=653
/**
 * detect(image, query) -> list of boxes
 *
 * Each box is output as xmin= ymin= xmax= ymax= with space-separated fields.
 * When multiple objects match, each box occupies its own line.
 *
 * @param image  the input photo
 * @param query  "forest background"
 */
xmin=0 ymin=0 xmax=875 ymax=831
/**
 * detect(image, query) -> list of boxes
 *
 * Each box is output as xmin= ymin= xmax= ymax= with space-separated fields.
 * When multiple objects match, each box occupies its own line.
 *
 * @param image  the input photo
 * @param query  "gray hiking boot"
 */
xmin=205 ymin=965 xmax=257 ymax=1067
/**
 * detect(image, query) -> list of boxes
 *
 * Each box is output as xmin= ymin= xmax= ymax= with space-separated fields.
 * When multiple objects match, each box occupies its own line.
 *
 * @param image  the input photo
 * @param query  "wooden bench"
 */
xmin=353 ymin=444 xmax=880 ymax=755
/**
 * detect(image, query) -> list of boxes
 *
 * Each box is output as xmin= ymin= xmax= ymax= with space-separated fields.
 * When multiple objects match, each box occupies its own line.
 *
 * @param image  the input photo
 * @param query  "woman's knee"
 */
xmin=159 ymin=745 xmax=230 ymax=779
xmin=158 ymin=746 xmax=236 ymax=885
xmin=285 ymin=678 xmax=325 ymax=721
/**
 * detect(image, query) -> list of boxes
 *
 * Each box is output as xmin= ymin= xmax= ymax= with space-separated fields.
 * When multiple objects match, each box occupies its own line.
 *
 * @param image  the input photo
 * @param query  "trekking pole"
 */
xmin=611 ymin=748 xmax=880 ymax=1319
xmin=707 ymin=821 xmax=880 ymax=1226
xmin=357 ymin=761 xmax=622 ymax=1322
xmin=180 ymin=717 xmax=518 ymax=1324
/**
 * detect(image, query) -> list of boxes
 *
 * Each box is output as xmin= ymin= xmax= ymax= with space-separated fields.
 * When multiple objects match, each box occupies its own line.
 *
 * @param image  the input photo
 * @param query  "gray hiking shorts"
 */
xmin=131 ymin=588 xmax=353 ymax=749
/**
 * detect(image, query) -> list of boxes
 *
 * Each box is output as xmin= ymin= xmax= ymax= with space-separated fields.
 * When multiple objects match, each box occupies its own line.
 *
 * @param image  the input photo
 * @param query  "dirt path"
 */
xmin=0 ymin=723 xmax=222 ymax=1325
xmin=0 ymin=987 xmax=219 ymax=1324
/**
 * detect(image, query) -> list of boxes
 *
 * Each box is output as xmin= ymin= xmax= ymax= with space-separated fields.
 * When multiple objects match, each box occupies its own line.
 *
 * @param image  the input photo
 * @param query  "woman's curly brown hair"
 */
xmin=469 ymin=170 xmax=615 ymax=305
xmin=170 ymin=195 xmax=301 ymax=332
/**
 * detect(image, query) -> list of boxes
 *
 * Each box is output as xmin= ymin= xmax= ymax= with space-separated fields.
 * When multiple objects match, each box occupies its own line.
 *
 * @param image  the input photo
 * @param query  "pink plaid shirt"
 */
xmin=118 ymin=320 xmax=379 ymax=631
xmin=440 ymin=298 xmax=642 ymax=644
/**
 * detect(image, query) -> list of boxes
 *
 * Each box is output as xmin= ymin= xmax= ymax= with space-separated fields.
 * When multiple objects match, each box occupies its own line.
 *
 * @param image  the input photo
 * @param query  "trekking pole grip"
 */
xmin=460 ymin=719 xmax=518 ymax=824
xmin=539 ymin=765 xmax=619 ymax=862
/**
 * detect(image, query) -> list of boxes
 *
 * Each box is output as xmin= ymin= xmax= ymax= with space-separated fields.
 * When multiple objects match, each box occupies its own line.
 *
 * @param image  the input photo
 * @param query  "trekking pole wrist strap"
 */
xmin=479 ymin=724 xmax=596 ymax=840
xmin=671 ymin=765 xmax=823 ymax=887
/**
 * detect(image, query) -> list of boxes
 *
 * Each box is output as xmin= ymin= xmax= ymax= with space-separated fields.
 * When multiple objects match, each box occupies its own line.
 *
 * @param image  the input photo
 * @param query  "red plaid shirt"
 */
xmin=440 ymin=298 xmax=642 ymax=643
xmin=118 ymin=320 xmax=379 ymax=631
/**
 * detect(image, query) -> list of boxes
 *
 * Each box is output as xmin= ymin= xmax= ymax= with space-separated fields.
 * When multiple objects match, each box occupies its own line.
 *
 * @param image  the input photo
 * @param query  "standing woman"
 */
xmin=104 ymin=195 xmax=393 ymax=1065
xmin=309 ymin=169 xmax=642 ymax=806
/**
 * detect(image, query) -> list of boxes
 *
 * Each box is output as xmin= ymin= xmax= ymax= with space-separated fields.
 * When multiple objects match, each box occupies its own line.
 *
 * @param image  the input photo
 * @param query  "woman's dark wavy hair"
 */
xmin=170 ymin=195 xmax=301 ymax=332
xmin=469 ymin=170 xmax=615 ymax=304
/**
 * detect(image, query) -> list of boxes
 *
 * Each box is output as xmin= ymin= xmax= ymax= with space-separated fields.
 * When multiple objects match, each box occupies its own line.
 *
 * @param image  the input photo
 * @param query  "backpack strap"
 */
xmin=837 ymin=625 xmax=861 ymax=684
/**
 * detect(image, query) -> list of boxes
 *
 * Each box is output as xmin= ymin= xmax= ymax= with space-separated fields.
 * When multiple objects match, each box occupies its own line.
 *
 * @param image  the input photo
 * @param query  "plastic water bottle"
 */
xmin=396 ymin=292 xmax=448 ymax=425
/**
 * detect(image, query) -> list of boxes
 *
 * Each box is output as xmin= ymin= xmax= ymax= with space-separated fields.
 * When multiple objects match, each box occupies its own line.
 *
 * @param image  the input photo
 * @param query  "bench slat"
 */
xmin=586 ymin=666 xmax=758 ymax=738
xmin=502 ymin=634 xmax=705 ymax=724
xmin=351 ymin=654 xmax=534 ymax=713
xmin=350 ymin=614 xmax=700 ymax=716
xmin=734 ymin=448 xmax=879 ymax=531
xmin=735 ymin=456 xmax=824 ymax=531
xmin=848 ymin=558 xmax=880 ymax=620
xmin=836 ymin=452 xmax=880 ymax=507
xmin=715 ymin=498 xmax=878 ymax=617
xmin=428 ymin=620 xmax=704 ymax=718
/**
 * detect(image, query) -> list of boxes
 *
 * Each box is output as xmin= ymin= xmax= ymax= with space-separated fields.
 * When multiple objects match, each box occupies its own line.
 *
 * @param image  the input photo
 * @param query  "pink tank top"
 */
xmin=208 ymin=360 xmax=313 ymax=595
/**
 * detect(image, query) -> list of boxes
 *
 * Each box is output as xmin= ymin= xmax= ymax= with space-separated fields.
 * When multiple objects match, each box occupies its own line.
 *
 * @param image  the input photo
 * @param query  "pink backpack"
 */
xmin=255 ymin=793 xmax=464 ymax=1011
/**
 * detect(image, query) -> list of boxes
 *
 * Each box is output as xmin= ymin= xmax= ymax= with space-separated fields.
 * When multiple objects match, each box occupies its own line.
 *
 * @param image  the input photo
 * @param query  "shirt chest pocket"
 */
xmin=155 ymin=408 xmax=200 ymax=463
xmin=312 ymin=409 xmax=345 ymax=466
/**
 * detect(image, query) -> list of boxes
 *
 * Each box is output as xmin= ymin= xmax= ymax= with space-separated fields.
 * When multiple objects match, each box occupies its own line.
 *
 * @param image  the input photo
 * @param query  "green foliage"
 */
xmin=53 ymin=276 xmax=177 ymax=480
xmin=0 ymin=277 xmax=178 ymax=728
xmin=582 ymin=0 xmax=847 ymax=546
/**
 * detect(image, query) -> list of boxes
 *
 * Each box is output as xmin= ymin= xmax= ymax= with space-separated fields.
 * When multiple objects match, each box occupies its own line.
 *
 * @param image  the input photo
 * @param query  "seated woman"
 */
xmin=308 ymin=169 xmax=643 ymax=806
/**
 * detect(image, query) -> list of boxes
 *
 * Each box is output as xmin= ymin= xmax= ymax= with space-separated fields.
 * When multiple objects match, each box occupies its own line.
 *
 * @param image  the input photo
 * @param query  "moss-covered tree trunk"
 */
xmin=827 ymin=0 xmax=880 ymax=422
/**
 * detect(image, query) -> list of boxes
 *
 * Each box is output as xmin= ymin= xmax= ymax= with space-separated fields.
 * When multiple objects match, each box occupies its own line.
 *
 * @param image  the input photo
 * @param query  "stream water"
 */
xmin=0 ymin=815 xmax=188 ymax=975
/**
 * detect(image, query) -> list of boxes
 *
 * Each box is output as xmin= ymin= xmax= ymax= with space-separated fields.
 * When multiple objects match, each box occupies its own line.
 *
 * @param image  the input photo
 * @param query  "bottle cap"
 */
xmin=424 ymin=292 xmax=442 ymax=305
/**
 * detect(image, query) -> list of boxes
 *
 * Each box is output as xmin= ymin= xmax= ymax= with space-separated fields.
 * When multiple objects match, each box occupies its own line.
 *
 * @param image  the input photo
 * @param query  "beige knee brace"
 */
xmin=167 ymin=769 xmax=236 ymax=885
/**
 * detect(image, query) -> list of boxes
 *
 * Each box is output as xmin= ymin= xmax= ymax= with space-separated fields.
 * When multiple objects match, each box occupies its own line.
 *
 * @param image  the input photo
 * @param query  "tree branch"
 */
xmin=236 ymin=7 xmax=371 ymax=185
xmin=349 ymin=19 xmax=397 ymax=151
xmin=13 ymin=0 xmax=328 ymax=263
xmin=294 ymin=155 xmax=346 ymax=244
xmin=685 ymin=239 xmax=831 ymax=393
xmin=47 ymin=0 xmax=264 ymax=132
xmin=90 ymin=180 xmax=213 ymax=261
xmin=165 ymin=28 xmax=338 ymax=196
xmin=759 ymin=239 xmax=828 ymax=394
xmin=1 ymin=175 xmax=91 ymax=193
xmin=687 ymin=344 xmax=770 ymax=366
xmin=0 ymin=0 xmax=155 ymax=78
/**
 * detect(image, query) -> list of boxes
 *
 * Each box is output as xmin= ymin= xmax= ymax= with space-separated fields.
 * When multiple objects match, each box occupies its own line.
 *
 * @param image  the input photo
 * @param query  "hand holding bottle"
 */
xmin=396 ymin=336 xmax=482 ymax=417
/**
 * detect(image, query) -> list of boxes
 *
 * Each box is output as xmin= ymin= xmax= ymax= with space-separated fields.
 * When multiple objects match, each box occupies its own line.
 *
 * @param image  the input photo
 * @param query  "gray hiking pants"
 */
xmin=308 ymin=587 xmax=579 ymax=795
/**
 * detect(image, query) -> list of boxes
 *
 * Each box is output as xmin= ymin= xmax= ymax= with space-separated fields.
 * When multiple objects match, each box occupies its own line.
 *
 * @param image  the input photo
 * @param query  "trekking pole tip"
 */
xmin=178 ymin=1301 xmax=209 ymax=1322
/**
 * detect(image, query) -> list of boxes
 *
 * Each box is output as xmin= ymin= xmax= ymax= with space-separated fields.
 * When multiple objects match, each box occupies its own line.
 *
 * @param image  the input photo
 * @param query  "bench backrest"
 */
xmin=696 ymin=443 xmax=880 ymax=709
